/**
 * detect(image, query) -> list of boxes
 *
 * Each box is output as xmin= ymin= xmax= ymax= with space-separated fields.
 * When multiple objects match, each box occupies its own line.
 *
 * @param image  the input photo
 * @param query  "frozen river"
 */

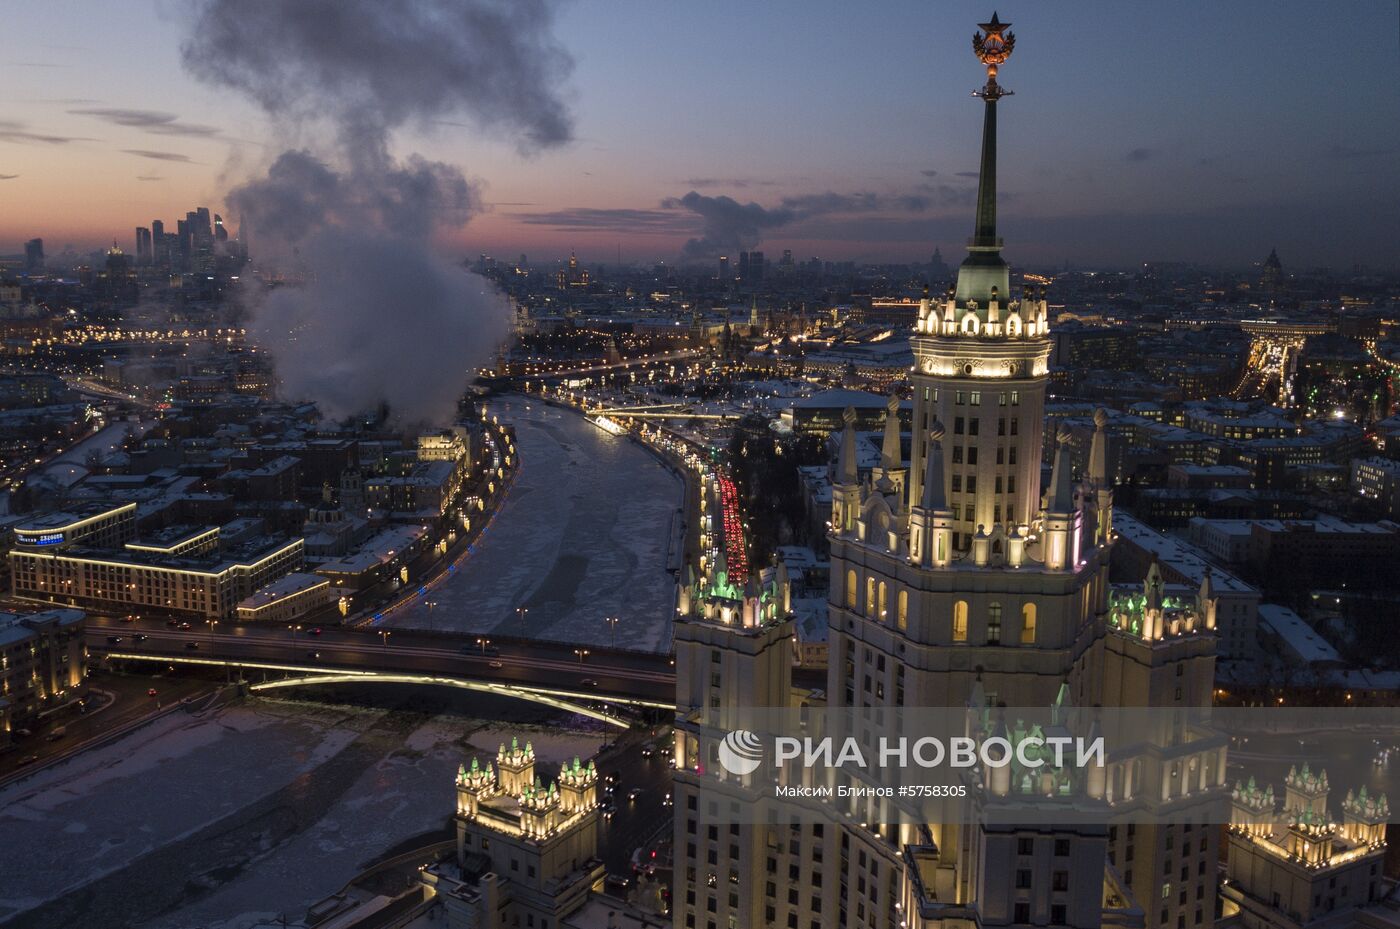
xmin=385 ymin=395 xmax=683 ymax=653
xmin=0 ymin=697 xmax=606 ymax=928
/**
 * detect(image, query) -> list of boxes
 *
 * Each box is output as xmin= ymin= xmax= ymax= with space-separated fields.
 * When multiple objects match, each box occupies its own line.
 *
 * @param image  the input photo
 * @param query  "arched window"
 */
xmin=878 ymin=582 xmax=888 ymax=622
xmin=897 ymin=590 xmax=908 ymax=632
xmin=1021 ymin=603 xmax=1037 ymax=644
xmin=845 ymin=570 xmax=858 ymax=610
xmin=988 ymin=602 xmax=1002 ymax=644
xmin=866 ymin=577 xmax=876 ymax=616
xmin=952 ymin=600 xmax=968 ymax=642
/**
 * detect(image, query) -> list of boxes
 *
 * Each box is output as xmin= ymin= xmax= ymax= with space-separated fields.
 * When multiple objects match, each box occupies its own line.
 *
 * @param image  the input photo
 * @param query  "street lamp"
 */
xmin=573 ymin=648 xmax=590 ymax=663
xmin=605 ymin=616 xmax=619 ymax=649
xmin=516 ymin=606 xmax=529 ymax=626
xmin=379 ymin=629 xmax=391 ymax=649
xmin=477 ymin=637 xmax=491 ymax=654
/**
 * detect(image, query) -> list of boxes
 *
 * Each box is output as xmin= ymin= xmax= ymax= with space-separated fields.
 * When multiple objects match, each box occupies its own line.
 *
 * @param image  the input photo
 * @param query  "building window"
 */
xmin=845 ymin=570 xmax=857 ymax=610
xmin=953 ymin=601 xmax=968 ymax=642
xmin=952 ymin=446 xmax=963 ymax=464
xmin=969 ymin=418 xmax=980 ymax=436
xmin=878 ymin=582 xmax=888 ymax=621
xmin=970 ymin=391 xmax=981 ymax=406
xmin=1021 ymin=604 xmax=1037 ymax=644
xmin=956 ymin=391 xmax=965 ymax=405
xmin=866 ymin=577 xmax=876 ymax=616
xmin=988 ymin=603 xmax=1001 ymax=644
xmin=954 ymin=417 xmax=965 ymax=435
xmin=897 ymin=590 xmax=908 ymax=631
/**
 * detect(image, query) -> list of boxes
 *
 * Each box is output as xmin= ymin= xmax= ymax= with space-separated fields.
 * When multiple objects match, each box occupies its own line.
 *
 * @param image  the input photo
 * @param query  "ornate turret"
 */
xmin=1231 ymin=777 xmax=1276 ymax=839
xmin=832 ymin=407 xmax=862 ymax=537
xmin=873 ymin=393 xmax=907 ymax=505
xmin=1341 ymin=787 xmax=1389 ymax=847
xmin=909 ymin=423 xmax=954 ymax=567
xmin=498 ymin=736 xmax=536 ymax=795
xmin=1041 ymin=426 xmax=1076 ymax=570
xmin=1284 ymin=762 xmax=1329 ymax=818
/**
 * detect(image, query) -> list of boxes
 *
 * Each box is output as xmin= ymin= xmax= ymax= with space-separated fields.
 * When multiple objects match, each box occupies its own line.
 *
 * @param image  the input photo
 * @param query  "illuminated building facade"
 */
xmin=0 ymin=608 xmax=86 ymax=748
xmin=1223 ymin=769 xmax=1391 ymax=929
xmin=673 ymin=17 xmax=1229 ymax=929
xmin=423 ymin=738 xmax=604 ymax=929
xmin=10 ymin=517 xmax=304 ymax=621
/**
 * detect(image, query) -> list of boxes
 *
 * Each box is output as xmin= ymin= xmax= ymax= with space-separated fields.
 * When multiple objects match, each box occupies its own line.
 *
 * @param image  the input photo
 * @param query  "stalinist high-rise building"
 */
xmin=674 ymin=14 xmax=1236 ymax=929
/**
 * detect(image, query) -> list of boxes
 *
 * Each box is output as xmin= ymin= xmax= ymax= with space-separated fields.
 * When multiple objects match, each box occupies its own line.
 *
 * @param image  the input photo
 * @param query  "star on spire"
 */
xmin=979 ymin=12 xmax=1010 ymax=37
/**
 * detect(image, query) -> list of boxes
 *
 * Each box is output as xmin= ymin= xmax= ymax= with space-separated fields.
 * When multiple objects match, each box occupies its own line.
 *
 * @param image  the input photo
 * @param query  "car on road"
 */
xmin=184 ymin=641 xmax=200 ymax=650
xmin=580 ymin=678 xmax=598 ymax=688
xmin=134 ymin=634 xmax=148 ymax=642
xmin=310 ymin=627 xmax=322 ymax=635
xmin=307 ymin=651 xmax=321 ymax=660
xmin=179 ymin=622 xmax=192 ymax=630
xmin=16 ymin=755 xmax=37 ymax=767
xmin=120 ymin=615 xmax=136 ymax=623
xmin=106 ymin=635 xmax=123 ymax=644
xmin=627 ymin=787 xmax=643 ymax=801
xmin=46 ymin=726 xmax=66 ymax=742
xmin=166 ymin=619 xmax=181 ymax=627
xmin=600 ymin=801 xmax=616 ymax=818
xmin=147 ymin=688 xmax=159 ymax=697
xmin=488 ymin=661 xmax=503 ymax=670
xmin=641 ymin=744 xmax=655 ymax=758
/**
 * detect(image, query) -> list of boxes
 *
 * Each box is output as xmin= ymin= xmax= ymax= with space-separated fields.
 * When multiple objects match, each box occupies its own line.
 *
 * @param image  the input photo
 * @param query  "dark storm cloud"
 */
xmin=180 ymin=0 xmax=575 ymax=423
xmin=661 ymin=188 xmax=961 ymax=261
xmin=662 ymin=192 xmax=798 ymax=261
xmin=515 ymin=207 xmax=694 ymax=233
xmin=921 ymin=170 xmax=939 ymax=178
xmin=683 ymin=177 xmax=778 ymax=190
xmin=0 ymin=120 xmax=95 ymax=145
xmin=1125 ymin=147 xmax=1156 ymax=163
xmin=121 ymin=149 xmax=199 ymax=163
xmin=182 ymin=0 xmax=573 ymax=150
xmin=0 ymin=173 xmax=17 ymax=180
xmin=69 ymin=107 xmax=221 ymax=137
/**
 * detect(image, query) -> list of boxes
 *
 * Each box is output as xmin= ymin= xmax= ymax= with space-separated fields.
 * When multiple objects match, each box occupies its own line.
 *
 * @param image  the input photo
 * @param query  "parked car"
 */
xmin=185 ymin=641 xmax=200 ymax=650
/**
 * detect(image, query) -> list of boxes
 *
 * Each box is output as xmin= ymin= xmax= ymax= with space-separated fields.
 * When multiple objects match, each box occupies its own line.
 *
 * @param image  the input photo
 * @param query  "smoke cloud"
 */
xmin=180 ymin=0 xmax=574 ymax=424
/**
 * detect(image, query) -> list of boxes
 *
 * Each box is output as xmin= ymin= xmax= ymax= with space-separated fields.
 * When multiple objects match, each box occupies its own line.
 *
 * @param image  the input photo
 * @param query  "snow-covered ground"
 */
xmin=0 ymin=697 xmax=605 ymax=929
xmin=386 ymin=396 xmax=682 ymax=653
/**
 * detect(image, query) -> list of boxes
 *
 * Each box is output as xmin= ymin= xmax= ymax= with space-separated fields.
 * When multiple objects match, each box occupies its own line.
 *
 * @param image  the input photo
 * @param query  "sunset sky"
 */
xmin=2 ymin=1 xmax=1397 ymax=269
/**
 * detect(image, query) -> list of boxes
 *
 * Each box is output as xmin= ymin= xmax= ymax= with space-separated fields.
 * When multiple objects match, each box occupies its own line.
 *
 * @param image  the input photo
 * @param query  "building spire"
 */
xmin=970 ymin=12 xmax=1014 ymax=249
xmin=955 ymin=13 xmax=1015 ymax=309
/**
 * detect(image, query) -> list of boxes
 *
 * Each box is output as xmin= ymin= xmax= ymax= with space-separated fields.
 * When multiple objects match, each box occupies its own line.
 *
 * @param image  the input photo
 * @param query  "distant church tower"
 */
xmin=1261 ymin=247 xmax=1284 ymax=296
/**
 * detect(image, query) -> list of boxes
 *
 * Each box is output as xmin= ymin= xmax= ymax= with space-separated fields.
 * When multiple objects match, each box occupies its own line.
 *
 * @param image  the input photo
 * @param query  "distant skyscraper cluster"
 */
xmin=134 ymin=207 xmax=243 ymax=274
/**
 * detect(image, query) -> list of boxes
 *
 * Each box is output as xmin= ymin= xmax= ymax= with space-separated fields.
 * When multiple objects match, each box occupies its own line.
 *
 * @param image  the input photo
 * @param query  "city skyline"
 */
xmin=1 ymin=1 xmax=1397 ymax=270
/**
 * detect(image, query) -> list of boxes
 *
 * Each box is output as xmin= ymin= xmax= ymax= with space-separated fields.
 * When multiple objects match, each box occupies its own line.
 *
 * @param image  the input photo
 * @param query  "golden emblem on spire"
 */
xmin=972 ymin=12 xmax=1015 ymax=98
